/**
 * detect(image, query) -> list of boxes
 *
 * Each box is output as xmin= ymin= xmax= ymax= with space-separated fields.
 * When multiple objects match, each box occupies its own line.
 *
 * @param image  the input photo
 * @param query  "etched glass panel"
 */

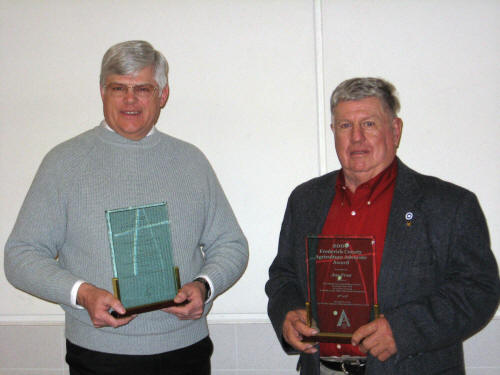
xmin=106 ymin=202 xmax=178 ymax=312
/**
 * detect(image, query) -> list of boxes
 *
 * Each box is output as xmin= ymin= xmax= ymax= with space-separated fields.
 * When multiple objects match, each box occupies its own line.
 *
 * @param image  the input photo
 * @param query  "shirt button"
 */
xmin=351 ymin=211 xmax=356 ymax=216
xmin=367 ymin=200 xmax=371 ymax=205
xmin=337 ymin=344 xmax=341 ymax=349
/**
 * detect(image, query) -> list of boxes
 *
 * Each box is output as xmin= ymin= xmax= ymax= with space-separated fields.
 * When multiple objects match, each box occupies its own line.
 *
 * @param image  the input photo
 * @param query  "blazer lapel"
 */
xmin=305 ymin=172 xmax=338 ymax=235
xmin=377 ymin=159 xmax=424 ymax=310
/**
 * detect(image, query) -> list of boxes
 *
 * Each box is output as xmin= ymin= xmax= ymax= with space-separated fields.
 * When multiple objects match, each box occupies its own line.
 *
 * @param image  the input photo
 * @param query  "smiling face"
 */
xmin=332 ymin=96 xmax=402 ymax=190
xmin=101 ymin=65 xmax=169 ymax=140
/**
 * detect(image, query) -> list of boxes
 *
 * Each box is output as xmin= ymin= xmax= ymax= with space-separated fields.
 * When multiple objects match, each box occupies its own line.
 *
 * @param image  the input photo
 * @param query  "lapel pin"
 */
xmin=405 ymin=212 xmax=413 ymax=227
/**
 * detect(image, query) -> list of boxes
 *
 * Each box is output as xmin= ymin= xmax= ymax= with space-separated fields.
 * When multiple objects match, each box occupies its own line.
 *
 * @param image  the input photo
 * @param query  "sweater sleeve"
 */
xmin=4 ymin=151 xmax=80 ymax=307
xmin=196 ymin=161 xmax=248 ymax=298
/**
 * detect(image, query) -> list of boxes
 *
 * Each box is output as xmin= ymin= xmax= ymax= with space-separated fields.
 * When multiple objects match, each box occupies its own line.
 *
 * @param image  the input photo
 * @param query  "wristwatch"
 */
xmin=194 ymin=277 xmax=211 ymax=301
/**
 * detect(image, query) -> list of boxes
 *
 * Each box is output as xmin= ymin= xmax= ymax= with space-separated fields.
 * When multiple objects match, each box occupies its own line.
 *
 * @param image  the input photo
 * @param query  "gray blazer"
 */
xmin=266 ymin=159 xmax=499 ymax=375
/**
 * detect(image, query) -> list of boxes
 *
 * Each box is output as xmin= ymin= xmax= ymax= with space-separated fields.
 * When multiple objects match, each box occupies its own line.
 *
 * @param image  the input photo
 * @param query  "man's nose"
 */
xmin=123 ymin=87 xmax=138 ymax=102
xmin=350 ymin=123 xmax=365 ymax=142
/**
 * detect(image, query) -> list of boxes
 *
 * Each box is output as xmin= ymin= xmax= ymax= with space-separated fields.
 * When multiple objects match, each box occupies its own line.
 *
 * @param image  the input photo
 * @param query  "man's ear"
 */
xmin=160 ymin=85 xmax=170 ymax=108
xmin=392 ymin=117 xmax=403 ymax=148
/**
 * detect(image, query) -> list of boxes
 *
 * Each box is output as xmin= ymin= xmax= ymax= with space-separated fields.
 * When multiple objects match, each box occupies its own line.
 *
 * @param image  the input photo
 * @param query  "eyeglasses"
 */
xmin=104 ymin=83 xmax=159 ymax=99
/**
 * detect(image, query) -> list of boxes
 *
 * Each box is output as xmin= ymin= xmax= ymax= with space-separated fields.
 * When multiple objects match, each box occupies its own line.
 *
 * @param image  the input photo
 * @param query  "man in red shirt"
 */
xmin=266 ymin=78 xmax=499 ymax=374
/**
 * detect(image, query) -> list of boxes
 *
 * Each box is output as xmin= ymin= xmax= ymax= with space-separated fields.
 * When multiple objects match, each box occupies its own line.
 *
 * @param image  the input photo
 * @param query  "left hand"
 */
xmin=351 ymin=314 xmax=397 ymax=362
xmin=162 ymin=281 xmax=206 ymax=320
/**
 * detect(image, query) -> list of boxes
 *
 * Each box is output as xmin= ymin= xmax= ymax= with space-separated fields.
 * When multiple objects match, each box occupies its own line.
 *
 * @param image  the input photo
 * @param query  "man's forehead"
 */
xmin=105 ymin=66 xmax=156 ymax=83
xmin=333 ymin=97 xmax=386 ymax=118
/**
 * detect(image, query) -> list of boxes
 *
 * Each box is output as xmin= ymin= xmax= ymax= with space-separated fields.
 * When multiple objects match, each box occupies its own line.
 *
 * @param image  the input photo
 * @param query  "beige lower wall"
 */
xmin=0 ymin=317 xmax=499 ymax=375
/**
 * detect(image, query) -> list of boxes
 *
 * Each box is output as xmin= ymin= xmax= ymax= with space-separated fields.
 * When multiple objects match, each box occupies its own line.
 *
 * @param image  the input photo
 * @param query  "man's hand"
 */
xmin=351 ymin=315 xmax=397 ymax=361
xmin=282 ymin=309 xmax=319 ymax=354
xmin=76 ymin=283 xmax=135 ymax=328
xmin=162 ymin=281 xmax=206 ymax=320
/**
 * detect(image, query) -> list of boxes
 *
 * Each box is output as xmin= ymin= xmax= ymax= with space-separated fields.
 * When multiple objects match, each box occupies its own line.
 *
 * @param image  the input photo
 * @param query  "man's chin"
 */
xmin=346 ymin=162 xmax=371 ymax=173
xmin=114 ymin=126 xmax=150 ymax=140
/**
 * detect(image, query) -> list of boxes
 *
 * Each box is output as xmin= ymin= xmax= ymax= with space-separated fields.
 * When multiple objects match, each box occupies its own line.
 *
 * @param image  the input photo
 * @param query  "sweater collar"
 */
xmin=95 ymin=120 xmax=161 ymax=147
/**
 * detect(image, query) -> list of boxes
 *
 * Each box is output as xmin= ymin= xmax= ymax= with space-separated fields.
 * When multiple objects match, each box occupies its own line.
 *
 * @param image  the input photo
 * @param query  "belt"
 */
xmin=320 ymin=359 xmax=366 ymax=375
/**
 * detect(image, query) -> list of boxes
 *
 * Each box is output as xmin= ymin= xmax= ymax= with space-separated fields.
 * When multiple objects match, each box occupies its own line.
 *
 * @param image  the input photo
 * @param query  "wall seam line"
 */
xmin=314 ymin=0 xmax=327 ymax=175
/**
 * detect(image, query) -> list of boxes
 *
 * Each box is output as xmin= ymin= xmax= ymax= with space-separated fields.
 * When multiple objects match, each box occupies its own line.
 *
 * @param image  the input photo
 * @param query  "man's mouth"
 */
xmin=350 ymin=150 xmax=369 ymax=157
xmin=122 ymin=111 xmax=140 ymax=115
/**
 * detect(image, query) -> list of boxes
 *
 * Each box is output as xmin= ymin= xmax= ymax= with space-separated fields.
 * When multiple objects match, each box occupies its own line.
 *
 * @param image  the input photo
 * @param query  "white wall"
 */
xmin=1 ymin=0 xmax=498 ymax=323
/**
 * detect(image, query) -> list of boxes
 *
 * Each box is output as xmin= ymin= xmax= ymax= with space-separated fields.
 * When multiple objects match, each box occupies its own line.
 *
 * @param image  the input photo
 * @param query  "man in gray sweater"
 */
xmin=4 ymin=40 xmax=248 ymax=375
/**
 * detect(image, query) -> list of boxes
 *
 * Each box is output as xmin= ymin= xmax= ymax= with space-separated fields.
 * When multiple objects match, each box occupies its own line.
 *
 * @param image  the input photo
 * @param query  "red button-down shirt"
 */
xmin=319 ymin=159 xmax=398 ymax=357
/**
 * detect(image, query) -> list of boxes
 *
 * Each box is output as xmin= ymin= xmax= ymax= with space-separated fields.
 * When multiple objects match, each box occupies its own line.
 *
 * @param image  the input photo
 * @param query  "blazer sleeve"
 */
xmin=384 ymin=189 xmax=500 ymax=361
xmin=265 ymin=193 xmax=307 ymax=353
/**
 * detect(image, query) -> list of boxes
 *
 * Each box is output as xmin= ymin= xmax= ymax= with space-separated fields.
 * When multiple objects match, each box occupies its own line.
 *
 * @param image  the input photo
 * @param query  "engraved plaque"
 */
xmin=305 ymin=236 xmax=379 ymax=343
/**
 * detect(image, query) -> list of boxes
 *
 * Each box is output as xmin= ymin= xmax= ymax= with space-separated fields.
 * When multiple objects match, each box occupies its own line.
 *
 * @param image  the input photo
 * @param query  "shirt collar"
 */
xmin=336 ymin=158 xmax=398 ymax=206
xmin=104 ymin=121 xmax=156 ymax=137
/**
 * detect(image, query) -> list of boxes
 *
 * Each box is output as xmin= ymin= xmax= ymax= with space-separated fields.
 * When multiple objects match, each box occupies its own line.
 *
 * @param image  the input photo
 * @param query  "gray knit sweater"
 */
xmin=5 ymin=122 xmax=248 ymax=354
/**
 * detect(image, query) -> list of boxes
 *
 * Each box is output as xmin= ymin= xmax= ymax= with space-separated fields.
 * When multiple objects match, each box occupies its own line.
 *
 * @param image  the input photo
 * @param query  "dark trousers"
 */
xmin=66 ymin=336 xmax=213 ymax=375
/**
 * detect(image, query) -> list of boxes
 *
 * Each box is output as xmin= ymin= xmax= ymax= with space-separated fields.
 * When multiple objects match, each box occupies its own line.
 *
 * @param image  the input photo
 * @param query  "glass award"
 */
xmin=105 ymin=202 xmax=181 ymax=317
xmin=304 ymin=235 xmax=379 ymax=343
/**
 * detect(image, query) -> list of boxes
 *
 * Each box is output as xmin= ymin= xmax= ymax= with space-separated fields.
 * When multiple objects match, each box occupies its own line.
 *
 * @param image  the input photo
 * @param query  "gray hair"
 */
xmin=100 ymin=40 xmax=169 ymax=94
xmin=330 ymin=77 xmax=400 ymax=118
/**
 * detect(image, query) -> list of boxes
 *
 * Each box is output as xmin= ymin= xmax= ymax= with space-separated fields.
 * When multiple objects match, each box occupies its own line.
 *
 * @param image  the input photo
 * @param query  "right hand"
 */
xmin=282 ymin=309 xmax=319 ymax=354
xmin=76 ymin=283 xmax=135 ymax=328
xmin=162 ymin=281 xmax=206 ymax=320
